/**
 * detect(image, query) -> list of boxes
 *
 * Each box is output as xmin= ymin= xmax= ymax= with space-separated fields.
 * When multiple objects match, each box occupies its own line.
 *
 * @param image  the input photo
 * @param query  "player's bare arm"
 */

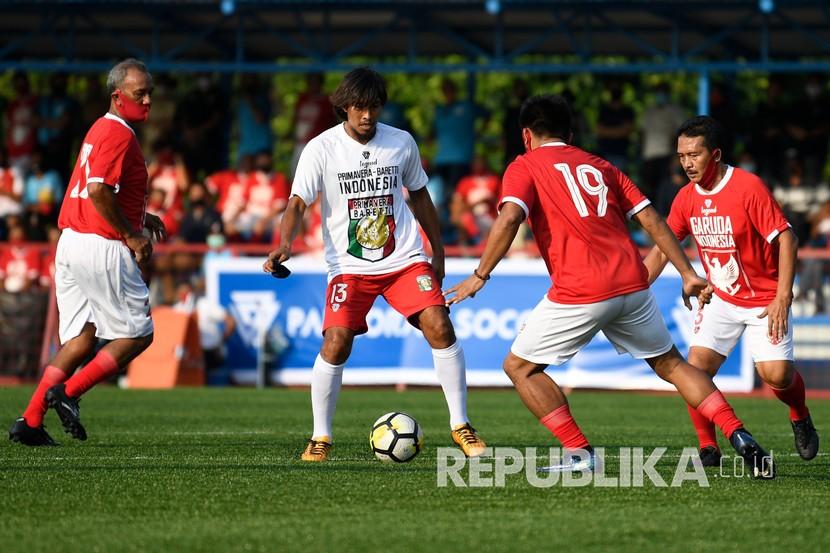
xmin=643 ymin=245 xmax=670 ymax=285
xmin=634 ymin=205 xmax=708 ymax=310
xmin=87 ymin=181 xmax=152 ymax=263
xmin=263 ymin=194 xmax=306 ymax=273
xmin=445 ymin=201 xmax=524 ymax=305
xmin=759 ymin=228 xmax=798 ymax=341
xmin=408 ymin=187 xmax=446 ymax=284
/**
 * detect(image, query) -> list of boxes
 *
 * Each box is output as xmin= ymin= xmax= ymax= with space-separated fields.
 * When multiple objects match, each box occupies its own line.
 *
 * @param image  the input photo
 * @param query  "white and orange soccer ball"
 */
xmin=369 ymin=412 xmax=424 ymax=463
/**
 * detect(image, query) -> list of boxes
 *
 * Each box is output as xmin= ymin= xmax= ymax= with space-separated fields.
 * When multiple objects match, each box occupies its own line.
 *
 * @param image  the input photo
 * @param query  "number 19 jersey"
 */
xmin=500 ymin=142 xmax=651 ymax=304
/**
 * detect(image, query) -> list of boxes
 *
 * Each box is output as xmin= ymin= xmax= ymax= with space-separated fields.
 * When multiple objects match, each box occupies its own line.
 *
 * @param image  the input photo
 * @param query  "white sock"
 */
xmin=432 ymin=341 xmax=469 ymax=428
xmin=311 ymin=354 xmax=344 ymax=440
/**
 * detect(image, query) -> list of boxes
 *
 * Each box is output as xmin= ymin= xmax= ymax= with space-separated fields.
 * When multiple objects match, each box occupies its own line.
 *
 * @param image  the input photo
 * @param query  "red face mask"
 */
xmin=116 ymin=89 xmax=150 ymax=123
xmin=697 ymin=148 xmax=721 ymax=189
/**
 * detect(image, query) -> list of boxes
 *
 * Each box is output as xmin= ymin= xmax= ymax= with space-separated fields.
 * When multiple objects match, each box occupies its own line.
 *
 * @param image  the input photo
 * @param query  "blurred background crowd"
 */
xmin=1 ymin=70 xmax=829 ymax=315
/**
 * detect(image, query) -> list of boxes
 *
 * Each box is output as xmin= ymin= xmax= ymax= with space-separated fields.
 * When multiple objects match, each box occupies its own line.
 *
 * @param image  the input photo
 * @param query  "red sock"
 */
xmin=697 ymin=391 xmax=744 ymax=439
xmin=771 ymin=370 xmax=810 ymax=421
xmin=539 ymin=404 xmax=590 ymax=450
xmin=23 ymin=365 xmax=69 ymax=427
xmin=64 ymin=350 xmax=119 ymax=398
xmin=686 ymin=403 xmax=718 ymax=450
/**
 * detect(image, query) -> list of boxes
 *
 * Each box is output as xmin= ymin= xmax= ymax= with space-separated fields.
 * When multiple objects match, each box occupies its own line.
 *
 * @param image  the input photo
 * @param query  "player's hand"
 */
xmin=143 ymin=213 xmax=167 ymax=242
xmin=758 ymin=294 xmax=792 ymax=343
xmin=263 ymin=245 xmax=290 ymax=274
xmin=681 ymin=273 xmax=709 ymax=311
xmin=444 ymin=274 xmax=486 ymax=306
xmin=431 ymin=253 xmax=446 ymax=287
xmin=126 ymin=232 xmax=153 ymax=264
xmin=698 ymin=283 xmax=714 ymax=307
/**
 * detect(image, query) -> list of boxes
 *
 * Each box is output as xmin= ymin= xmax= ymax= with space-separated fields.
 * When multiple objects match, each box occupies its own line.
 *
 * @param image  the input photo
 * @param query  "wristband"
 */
xmin=473 ymin=269 xmax=490 ymax=282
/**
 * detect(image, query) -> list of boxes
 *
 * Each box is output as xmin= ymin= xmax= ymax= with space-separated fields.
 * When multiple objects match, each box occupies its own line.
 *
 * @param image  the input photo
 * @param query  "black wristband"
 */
xmin=473 ymin=269 xmax=490 ymax=281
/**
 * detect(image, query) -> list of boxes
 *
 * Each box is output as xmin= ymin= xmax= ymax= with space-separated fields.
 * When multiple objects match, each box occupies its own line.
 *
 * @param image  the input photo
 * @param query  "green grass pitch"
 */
xmin=1 ymin=386 xmax=829 ymax=552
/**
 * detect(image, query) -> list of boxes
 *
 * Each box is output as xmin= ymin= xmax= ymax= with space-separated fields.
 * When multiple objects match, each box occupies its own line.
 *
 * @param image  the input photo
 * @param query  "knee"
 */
xmin=648 ymin=350 xmax=683 ymax=382
xmin=502 ymin=354 xmax=529 ymax=383
xmin=759 ymin=363 xmax=793 ymax=389
xmin=421 ymin=310 xmax=456 ymax=349
xmin=321 ymin=333 xmax=352 ymax=365
xmin=65 ymin=334 xmax=97 ymax=360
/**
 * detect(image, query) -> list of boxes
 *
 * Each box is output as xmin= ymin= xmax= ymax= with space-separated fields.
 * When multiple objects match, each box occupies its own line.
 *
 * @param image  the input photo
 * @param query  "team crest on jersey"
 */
xmin=416 ymin=275 xmax=433 ymax=292
xmin=347 ymin=195 xmax=396 ymax=262
xmin=702 ymin=250 xmax=744 ymax=296
xmin=362 ymin=151 xmax=370 ymax=160
xmin=701 ymin=198 xmax=717 ymax=216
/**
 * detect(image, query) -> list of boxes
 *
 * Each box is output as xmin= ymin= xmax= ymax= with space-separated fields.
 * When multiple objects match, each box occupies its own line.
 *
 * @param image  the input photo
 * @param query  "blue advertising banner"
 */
xmin=205 ymin=256 xmax=754 ymax=391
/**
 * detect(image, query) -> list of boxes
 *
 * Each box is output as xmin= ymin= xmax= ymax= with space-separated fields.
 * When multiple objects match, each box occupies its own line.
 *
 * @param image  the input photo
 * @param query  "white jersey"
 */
xmin=292 ymin=122 xmax=429 ymax=277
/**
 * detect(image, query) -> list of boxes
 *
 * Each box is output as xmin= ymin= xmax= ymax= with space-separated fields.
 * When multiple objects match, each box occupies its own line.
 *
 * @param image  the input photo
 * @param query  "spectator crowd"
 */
xmin=1 ymin=70 xmax=829 ymax=314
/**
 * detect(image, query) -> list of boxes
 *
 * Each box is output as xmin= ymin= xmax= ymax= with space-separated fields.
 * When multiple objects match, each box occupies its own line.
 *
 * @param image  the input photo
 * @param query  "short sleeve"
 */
xmin=746 ymin=179 xmax=791 ymax=243
xmin=665 ymin=188 xmax=690 ymax=241
xmin=87 ymin=132 xmax=131 ymax=188
xmin=402 ymin=133 xmax=428 ymax=191
xmin=499 ymin=157 xmax=535 ymax=219
xmin=610 ymin=165 xmax=650 ymax=219
xmin=291 ymin=140 xmax=324 ymax=206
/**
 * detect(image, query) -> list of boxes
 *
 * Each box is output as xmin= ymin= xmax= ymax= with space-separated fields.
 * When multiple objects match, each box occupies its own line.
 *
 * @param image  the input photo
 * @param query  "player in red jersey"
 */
xmin=644 ymin=116 xmax=818 ymax=465
xmin=446 ymin=95 xmax=775 ymax=478
xmin=9 ymin=59 xmax=166 ymax=446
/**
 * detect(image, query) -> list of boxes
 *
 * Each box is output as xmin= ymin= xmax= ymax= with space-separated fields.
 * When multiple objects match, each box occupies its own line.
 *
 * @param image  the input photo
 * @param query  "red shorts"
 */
xmin=323 ymin=262 xmax=446 ymax=335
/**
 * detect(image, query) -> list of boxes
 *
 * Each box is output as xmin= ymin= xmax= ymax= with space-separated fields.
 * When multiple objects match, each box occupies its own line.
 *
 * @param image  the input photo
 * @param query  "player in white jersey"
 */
xmin=263 ymin=67 xmax=485 ymax=461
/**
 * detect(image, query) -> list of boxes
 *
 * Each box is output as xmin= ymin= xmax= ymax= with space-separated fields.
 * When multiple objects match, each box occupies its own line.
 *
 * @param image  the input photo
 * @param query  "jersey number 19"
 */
xmin=554 ymin=163 xmax=608 ymax=218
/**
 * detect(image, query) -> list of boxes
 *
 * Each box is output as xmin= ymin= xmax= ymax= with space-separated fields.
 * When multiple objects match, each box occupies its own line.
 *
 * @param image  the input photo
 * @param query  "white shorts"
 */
xmin=511 ymin=288 xmax=674 ymax=366
xmin=55 ymin=228 xmax=154 ymax=344
xmin=690 ymin=293 xmax=793 ymax=362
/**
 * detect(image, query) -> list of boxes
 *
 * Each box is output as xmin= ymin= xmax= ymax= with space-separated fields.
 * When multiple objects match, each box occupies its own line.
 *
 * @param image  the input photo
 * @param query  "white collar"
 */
xmin=104 ymin=112 xmax=135 ymax=135
xmin=694 ymin=165 xmax=733 ymax=195
xmin=539 ymin=141 xmax=567 ymax=148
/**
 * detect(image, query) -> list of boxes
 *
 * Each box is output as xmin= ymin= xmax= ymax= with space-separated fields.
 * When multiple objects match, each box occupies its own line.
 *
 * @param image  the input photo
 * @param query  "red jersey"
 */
xmin=293 ymin=93 xmax=336 ymax=144
xmin=58 ymin=113 xmax=149 ymax=240
xmin=5 ymin=96 xmax=38 ymax=159
xmin=243 ymin=171 xmax=290 ymax=218
xmin=456 ymin=174 xmax=500 ymax=216
xmin=500 ymin=142 xmax=651 ymax=304
xmin=0 ymin=245 xmax=41 ymax=293
xmin=206 ymin=170 xmax=247 ymax=220
xmin=666 ymin=166 xmax=791 ymax=308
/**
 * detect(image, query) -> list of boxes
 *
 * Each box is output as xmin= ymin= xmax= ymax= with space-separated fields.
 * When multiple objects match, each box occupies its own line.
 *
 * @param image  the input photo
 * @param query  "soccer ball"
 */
xmin=369 ymin=412 xmax=424 ymax=463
